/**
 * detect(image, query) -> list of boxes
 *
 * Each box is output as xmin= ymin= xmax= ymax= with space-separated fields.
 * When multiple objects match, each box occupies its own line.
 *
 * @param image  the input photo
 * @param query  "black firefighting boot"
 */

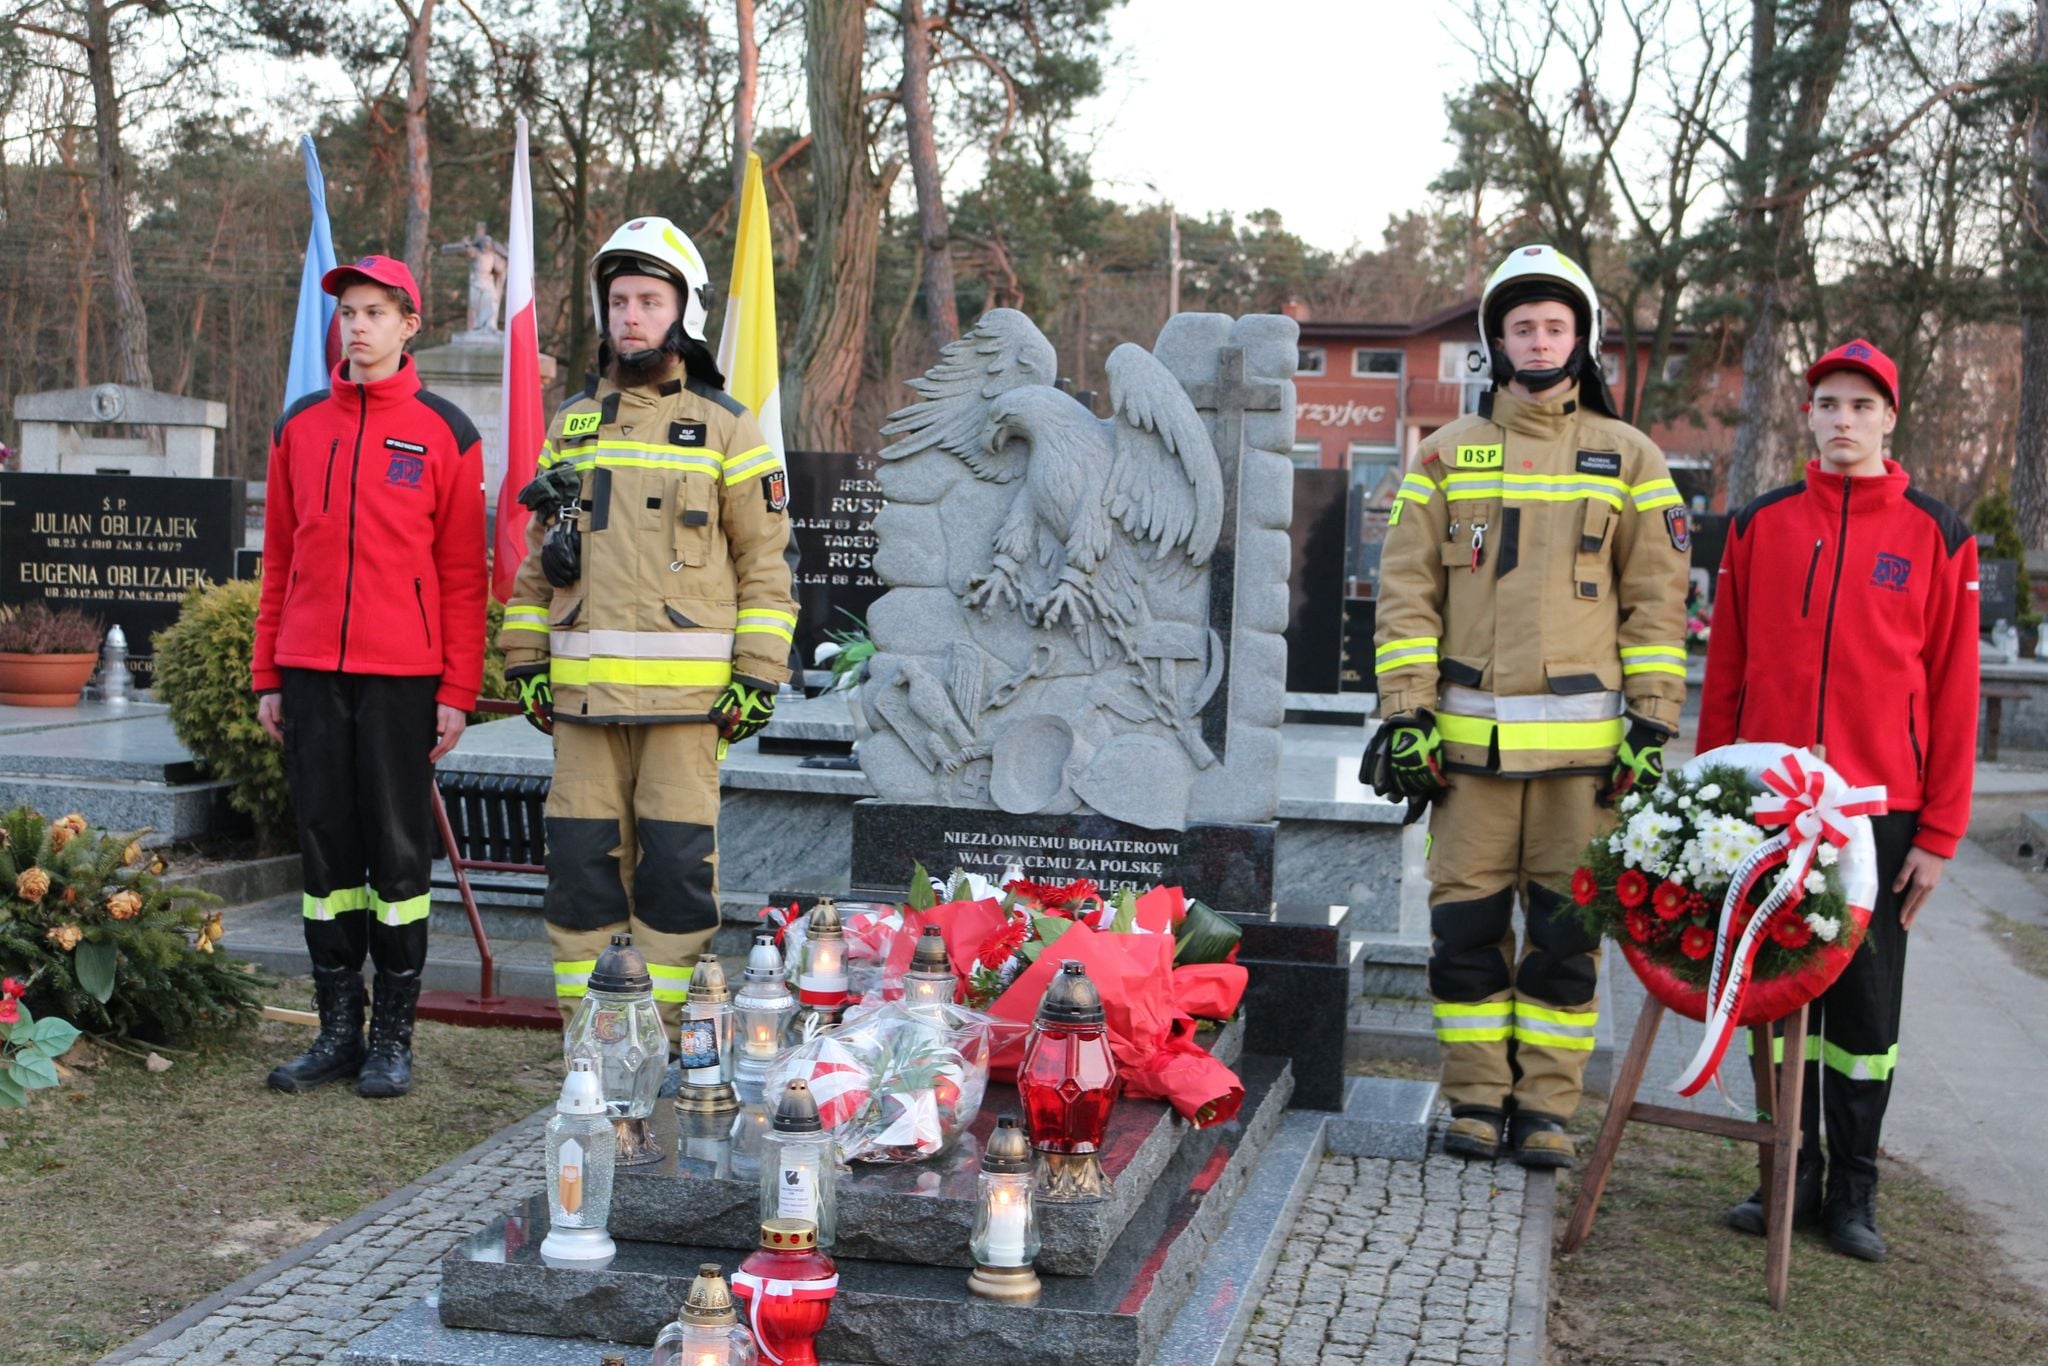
xmin=266 ymin=966 xmax=366 ymax=1093
xmin=1824 ymin=1170 xmax=1889 ymax=1262
xmin=356 ymin=968 xmax=422 ymax=1098
xmin=1508 ymin=1112 xmax=1577 ymax=1169
xmin=1444 ymin=1106 xmax=1505 ymax=1161
xmin=1726 ymin=1149 xmax=1824 ymax=1236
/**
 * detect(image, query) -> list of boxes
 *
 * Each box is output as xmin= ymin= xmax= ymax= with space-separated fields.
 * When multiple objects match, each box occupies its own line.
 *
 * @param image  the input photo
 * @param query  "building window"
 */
xmin=1353 ymin=348 xmax=1403 ymax=379
xmin=1298 ymin=346 xmax=1326 ymax=376
xmin=1347 ymin=444 xmax=1400 ymax=501
xmin=1290 ymin=441 xmax=1323 ymax=470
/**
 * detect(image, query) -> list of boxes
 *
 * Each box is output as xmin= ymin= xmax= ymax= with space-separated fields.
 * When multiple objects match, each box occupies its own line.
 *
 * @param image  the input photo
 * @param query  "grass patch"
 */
xmin=1550 ymin=1095 xmax=2048 ymax=1364
xmin=1986 ymin=910 xmax=2048 ymax=981
xmin=0 ymin=975 xmax=564 ymax=1364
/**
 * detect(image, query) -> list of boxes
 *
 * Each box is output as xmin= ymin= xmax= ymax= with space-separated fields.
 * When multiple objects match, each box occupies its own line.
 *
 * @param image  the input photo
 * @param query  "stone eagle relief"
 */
xmin=853 ymin=310 xmax=1234 ymax=831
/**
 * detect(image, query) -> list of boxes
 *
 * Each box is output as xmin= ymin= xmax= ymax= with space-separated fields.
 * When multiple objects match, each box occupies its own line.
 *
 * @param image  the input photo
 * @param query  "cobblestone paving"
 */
xmin=1233 ymin=1146 xmax=1523 ymax=1366
xmin=118 ymin=1119 xmax=548 ymax=1365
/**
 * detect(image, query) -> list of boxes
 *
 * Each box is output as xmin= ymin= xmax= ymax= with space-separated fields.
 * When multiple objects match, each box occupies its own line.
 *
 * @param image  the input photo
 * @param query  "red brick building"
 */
xmin=1288 ymin=299 xmax=1740 ymax=596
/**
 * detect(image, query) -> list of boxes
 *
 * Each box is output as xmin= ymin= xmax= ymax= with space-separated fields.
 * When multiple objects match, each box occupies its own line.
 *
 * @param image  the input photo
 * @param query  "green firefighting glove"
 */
xmin=1599 ymin=715 xmax=1673 ymax=807
xmin=508 ymin=665 xmax=554 ymax=737
xmin=710 ymin=676 xmax=777 ymax=757
xmin=1361 ymin=710 xmax=1450 ymax=821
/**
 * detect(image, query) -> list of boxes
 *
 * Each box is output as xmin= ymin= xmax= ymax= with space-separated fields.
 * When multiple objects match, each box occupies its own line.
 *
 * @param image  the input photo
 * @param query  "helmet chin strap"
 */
xmin=1510 ymin=344 xmax=1586 ymax=394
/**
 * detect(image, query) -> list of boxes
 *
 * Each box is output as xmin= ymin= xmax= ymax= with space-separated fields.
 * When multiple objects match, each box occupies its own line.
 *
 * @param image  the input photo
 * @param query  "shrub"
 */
xmin=0 ymin=603 xmax=104 ymax=654
xmin=0 ymin=805 xmax=257 ymax=1044
xmin=1971 ymin=484 xmax=2039 ymax=629
xmin=153 ymin=579 xmax=292 ymax=851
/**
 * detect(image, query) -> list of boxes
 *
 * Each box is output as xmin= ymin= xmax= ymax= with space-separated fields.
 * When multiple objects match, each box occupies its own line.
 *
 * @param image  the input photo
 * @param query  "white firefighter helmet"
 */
xmin=1477 ymin=244 xmax=1616 ymax=414
xmin=588 ymin=216 xmax=712 ymax=343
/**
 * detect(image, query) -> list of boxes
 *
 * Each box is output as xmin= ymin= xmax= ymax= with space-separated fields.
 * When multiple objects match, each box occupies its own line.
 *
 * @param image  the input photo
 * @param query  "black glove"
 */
xmin=1362 ymin=709 xmax=1450 ymax=821
xmin=507 ymin=664 xmax=554 ymax=736
xmin=710 ymin=675 xmax=777 ymax=745
xmin=1598 ymin=714 xmax=1674 ymax=807
xmin=540 ymin=512 xmax=582 ymax=588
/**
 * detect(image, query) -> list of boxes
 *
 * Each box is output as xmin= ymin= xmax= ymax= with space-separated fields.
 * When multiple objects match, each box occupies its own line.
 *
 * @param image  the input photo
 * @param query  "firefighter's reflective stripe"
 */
xmin=503 ymin=605 xmax=550 ymax=635
xmin=1397 ymin=473 xmax=1438 ymax=505
xmin=551 ymin=629 xmax=736 ymax=661
xmin=722 ymin=443 xmax=780 ymax=485
xmin=1440 ymin=685 xmax=1623 ymax=722
xmin=647 ymin=961 xmax=695 ymax=1004
xmin=1819 ymin=1039 xmax=1898 ymax=1081
xmin=552 ymin=656 xmax=735 ymax=689
xmin=1631 ymin=477 xmax=1684 ymax=512
xmin=1375 ymin=636 xmax=1440 ymax=674
xmin=303 ymin=885 xmax=371 ymax=920
xmin=736 ymin=608 xmax=798 ymax=643
xmin=1619 ymin=644 xmax=1688 ymax=678
xmin=544 ymin=441 xmax=724 ymax=478
xmin=1433 ymin=999 xmax=1513 ymax=1043
xmin=1513 ymin=1001 xmax=1599 ymax=1051
xmin=555 ymin=959 xmax=597 ymax=1000
xmin=1749 ymin=1032 xmax=1824 ymax=1063
xmin=373 ymin=892 xmax=432 ymax=926
xmin=1444 ymin=471 xmax=1627 ymax=509
xmin=1438 ymin=712 xmax=1625 ymax=753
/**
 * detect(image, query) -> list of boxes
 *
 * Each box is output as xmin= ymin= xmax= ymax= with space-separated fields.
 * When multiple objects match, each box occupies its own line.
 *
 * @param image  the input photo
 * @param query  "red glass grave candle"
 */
xmin=1016 ymin=959 xmax=1122 ymax=1201
xmin=730 ymin=1218 xmax=837 ymax=1366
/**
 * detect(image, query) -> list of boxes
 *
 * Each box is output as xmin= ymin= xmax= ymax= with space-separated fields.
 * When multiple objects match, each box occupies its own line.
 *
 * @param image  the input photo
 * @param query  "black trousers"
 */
xmin=1790 ymin=811 xmax=1918 ymax=1187
xmin=281 ymin=669 xmax=437 ymax=975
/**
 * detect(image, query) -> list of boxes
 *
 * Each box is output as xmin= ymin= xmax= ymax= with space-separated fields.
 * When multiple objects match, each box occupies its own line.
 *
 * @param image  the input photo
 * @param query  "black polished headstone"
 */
xmin=1225 ymin=902 xmax=1355 ymax=1111
xmin=1341 ymin=596 xmax=1375 ymax=693
xmin=1981 ymin=556 xmax=2019 ymax=631
xmin=1284 ymin=468 xmax=1346 ymax=694
xmin=850 ymin=802 xmax=1274 ymax=912
xmin=786 ymin=449 xmax=886 ymax=667
xmin=0 ymin=471 xmax=246 ymax=687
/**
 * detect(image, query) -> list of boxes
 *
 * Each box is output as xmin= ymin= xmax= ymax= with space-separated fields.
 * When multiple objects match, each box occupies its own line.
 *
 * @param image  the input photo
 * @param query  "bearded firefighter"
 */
xmin=499 ymin=216 xmax=796 ymax=1026
xmin=1363 ymin=245 xmax=1690 ymax=1167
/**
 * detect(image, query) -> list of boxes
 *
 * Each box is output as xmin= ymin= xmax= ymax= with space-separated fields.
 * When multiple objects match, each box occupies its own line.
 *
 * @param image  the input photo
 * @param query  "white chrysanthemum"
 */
xmin=1697 ymin=783 xmax=1722 ymax=802
xmin=1667 ymin=866 xmax=1688 ymax=887
xmin=1806 ymin=912 xmax=1839 ymax=943
xmin=1608 ymin=832 xmax=1627 ymax=856
xmin=1679 ymin=795 xmax=1694 ymax=809
xmin=1818 ymin=843 xmax=1840 ymax=867
xmin=1621 ymin=792 xmax=1643 ymax=813
xmin=1804 ymin=871 xmax=1828 ymax=896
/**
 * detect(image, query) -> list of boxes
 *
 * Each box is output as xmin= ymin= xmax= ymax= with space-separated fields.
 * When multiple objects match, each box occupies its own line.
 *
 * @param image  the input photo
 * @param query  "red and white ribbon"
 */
xmin=729 ymin=1269 xmax=840 ymax=1366
xmin=1673 ymin=747 xmax=1885 ymax=1096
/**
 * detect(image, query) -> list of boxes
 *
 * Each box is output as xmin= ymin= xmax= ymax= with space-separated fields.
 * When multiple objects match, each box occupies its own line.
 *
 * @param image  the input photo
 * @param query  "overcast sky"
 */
xmin=1078 ymin=0 xmax=1464 ymax=254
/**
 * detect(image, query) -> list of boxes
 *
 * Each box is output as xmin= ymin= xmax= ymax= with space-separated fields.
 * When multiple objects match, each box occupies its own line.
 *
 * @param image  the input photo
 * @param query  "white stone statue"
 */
xmin=440 ymin=223 xmax=509 ymax=335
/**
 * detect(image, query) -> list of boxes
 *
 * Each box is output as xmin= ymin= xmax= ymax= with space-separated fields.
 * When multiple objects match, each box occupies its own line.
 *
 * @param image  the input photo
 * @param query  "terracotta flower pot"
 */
xmin=0 ymin=651 xmax=98 ymax=706
xmin=1620 ymin=903 xmax=1871 ymax=1025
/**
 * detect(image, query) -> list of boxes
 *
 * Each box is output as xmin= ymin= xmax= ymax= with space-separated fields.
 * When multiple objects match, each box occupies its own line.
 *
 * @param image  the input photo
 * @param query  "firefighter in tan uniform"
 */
xmin=1364 ymin=246 xmax=1689 ymax=1166
xmin=499 ymin=217 xmax=796 ymax=1026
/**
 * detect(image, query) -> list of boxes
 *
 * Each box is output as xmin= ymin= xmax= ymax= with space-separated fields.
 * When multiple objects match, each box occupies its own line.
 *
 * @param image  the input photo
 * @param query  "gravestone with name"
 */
xmin=848 ymin=308 xmax=1296 ymax=909
xmin=785 ymin=448 xmax=885 ymax=666
xmin=1980 ymin=555 xmax=2019 ymax=633
xmin=1284 ymin=467 xmax=1346 ymax=694
xmin=0 ymin=471 xmax=245 ymax=687
xmin=15 ymin=384 xmax=224 ymax=478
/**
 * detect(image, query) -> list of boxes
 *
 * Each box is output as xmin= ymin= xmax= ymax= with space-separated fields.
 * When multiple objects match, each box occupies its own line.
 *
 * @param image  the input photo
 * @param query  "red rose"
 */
xmin=0 ymin=998 xmax=16 ymax=1025
xmin=1652 ymin=881 xmax=1687 ymax=921
xmin=1624 ymin=909 xmax=1655 ymax=944
xmin=1680 ymin=925 xmax=1715 ymax=960
xmin=1615 ymin=870 xmax=1650 ymax=909
xmin=1571 ymin=867 xmax=1599 ymax=906
xmin=1769 ymin=911 xmax=1813 ymax=949
xmin=0 ymin=977 xmax=22 ymax=1000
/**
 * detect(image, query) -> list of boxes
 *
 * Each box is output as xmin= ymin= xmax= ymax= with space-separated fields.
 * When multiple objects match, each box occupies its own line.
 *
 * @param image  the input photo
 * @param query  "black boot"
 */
xmin=1825 ymin=1171 xmax=1888 ymax=1262
xmin=357 ymin=969 xmax=421 ymax=1098
xmin=267 ymin=966 xmax=366 ymax=1093
xmin=1726 ymin=1150 xmax=1824 ymax=1236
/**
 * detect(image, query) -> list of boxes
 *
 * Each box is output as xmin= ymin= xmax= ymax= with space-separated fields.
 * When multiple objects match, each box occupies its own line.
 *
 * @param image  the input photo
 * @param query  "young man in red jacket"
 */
xmin=1698 ymin=338 xmax=1979 ymax=1261
xmin=252 ymin=255 xmax=488 ymax=1098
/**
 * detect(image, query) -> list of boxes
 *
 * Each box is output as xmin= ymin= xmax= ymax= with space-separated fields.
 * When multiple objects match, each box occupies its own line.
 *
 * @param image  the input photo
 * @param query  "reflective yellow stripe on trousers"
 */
xmin=1513 ymin=1001 xmax=1598 ymax=1051
xmin=1433 ymin=1000 xmax=1512 ymax=1043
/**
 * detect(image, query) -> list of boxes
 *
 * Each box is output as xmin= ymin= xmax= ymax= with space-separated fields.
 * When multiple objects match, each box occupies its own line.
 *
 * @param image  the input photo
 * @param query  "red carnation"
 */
xmin=0 ymin=977 xmax=22 ymax=1000
xmin=1624 ymin=909 xmax=1655 ymax=944
xmin=1571 ymin=867 xmax=1598 ymax=907
xmin=1680 ymin=925 xmax=1715 ymax=960
xmin=1652 ymin=881 xmax=1687 ymax=921
xmin=1769 ymin=910 xmax=1813 ymax=950
xmin=1615 ymin=870 xmax=1650 ymax=909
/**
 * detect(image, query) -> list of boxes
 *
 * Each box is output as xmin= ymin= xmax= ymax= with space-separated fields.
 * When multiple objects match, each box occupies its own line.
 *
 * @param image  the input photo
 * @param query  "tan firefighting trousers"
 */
xmin=1427 ymin=772 xmax=1610 ymax=1122
xmin=545 ymin=721 xmax=721 ymax=1029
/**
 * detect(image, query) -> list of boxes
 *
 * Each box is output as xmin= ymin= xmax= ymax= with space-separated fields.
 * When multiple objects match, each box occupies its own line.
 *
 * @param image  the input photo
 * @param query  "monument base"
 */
xmin=849 ymin=801 xmax=1274 ymax=912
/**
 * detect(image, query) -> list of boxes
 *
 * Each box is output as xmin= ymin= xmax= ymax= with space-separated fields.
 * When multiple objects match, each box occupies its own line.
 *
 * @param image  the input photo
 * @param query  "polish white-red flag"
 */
xmin=492 ymin=114 xmax=543 ymax=603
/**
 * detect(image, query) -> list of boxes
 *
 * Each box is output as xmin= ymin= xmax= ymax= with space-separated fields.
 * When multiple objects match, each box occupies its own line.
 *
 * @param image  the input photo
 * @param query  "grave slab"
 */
xmin=1325 ymin=1075 xmax=1438 ymax=1161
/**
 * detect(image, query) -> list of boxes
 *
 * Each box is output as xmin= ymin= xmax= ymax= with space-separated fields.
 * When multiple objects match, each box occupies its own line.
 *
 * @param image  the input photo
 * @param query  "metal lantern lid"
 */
xmin=681 ymin=1262 xmax=738 ymax=1327
xmin=760 ymin=1217 xmax=817 ymax=1251
xmin=981 ymin=1116 xmax=1033 ymax=1174
xmin=908 ymin=927 xmax=950 ymax=976
xmin=1036 ymin=959 xmax=1105 ymax=1026
xmin=557 ymin=1057 xmax=607 ymax=1116
xmin=772 ymin=1078 xmax=822 ymax=1134
xmin=690 ymin=954 xmax=731 ymax=1004
xmin=587 ymin=932 xmax=653 ymax=995
xmin=806 ymin=897 xmax=844 ymax=940
xmin=743 ymin=933 xmax=784 ymax=983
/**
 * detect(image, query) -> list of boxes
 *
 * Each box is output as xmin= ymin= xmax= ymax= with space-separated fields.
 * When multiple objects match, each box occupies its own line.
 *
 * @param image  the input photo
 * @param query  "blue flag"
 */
xmin=283 ymin=135 xmax=338 ymax=409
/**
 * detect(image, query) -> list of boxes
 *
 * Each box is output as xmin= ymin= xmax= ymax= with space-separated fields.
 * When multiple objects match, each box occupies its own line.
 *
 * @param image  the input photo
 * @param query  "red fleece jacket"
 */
xmin=252 ymin=356 xmax=487 ymax=710
xmin=1698 ymin=459 xmax=1980 ymax=858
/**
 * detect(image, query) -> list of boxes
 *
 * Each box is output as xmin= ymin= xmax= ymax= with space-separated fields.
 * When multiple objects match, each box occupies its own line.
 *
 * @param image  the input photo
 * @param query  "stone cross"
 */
xmin=1186 ymin=345 xmax=1286 ymax=753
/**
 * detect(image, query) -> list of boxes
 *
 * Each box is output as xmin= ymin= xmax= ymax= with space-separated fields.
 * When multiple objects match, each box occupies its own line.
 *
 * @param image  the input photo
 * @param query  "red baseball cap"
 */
xmin=322 ymin=254 xmax=421 ymax=313
xmin=1805 ymin=338 xmax=1898 ymax=408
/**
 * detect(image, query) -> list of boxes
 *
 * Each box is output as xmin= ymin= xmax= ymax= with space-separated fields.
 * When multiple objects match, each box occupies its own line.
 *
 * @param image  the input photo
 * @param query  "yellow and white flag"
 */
xmin=717 ymin=151 xmax=783 ymax=466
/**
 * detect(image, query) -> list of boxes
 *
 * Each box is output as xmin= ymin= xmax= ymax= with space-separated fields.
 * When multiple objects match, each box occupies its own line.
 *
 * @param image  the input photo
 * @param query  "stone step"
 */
xmin=408 ymin=1053 xmax=1295 ymax=1366
xmin=1325 ymin=1075 xmax=1439 ymax=1161
xmin=0 ymin=771 xmax=238 ymax=844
